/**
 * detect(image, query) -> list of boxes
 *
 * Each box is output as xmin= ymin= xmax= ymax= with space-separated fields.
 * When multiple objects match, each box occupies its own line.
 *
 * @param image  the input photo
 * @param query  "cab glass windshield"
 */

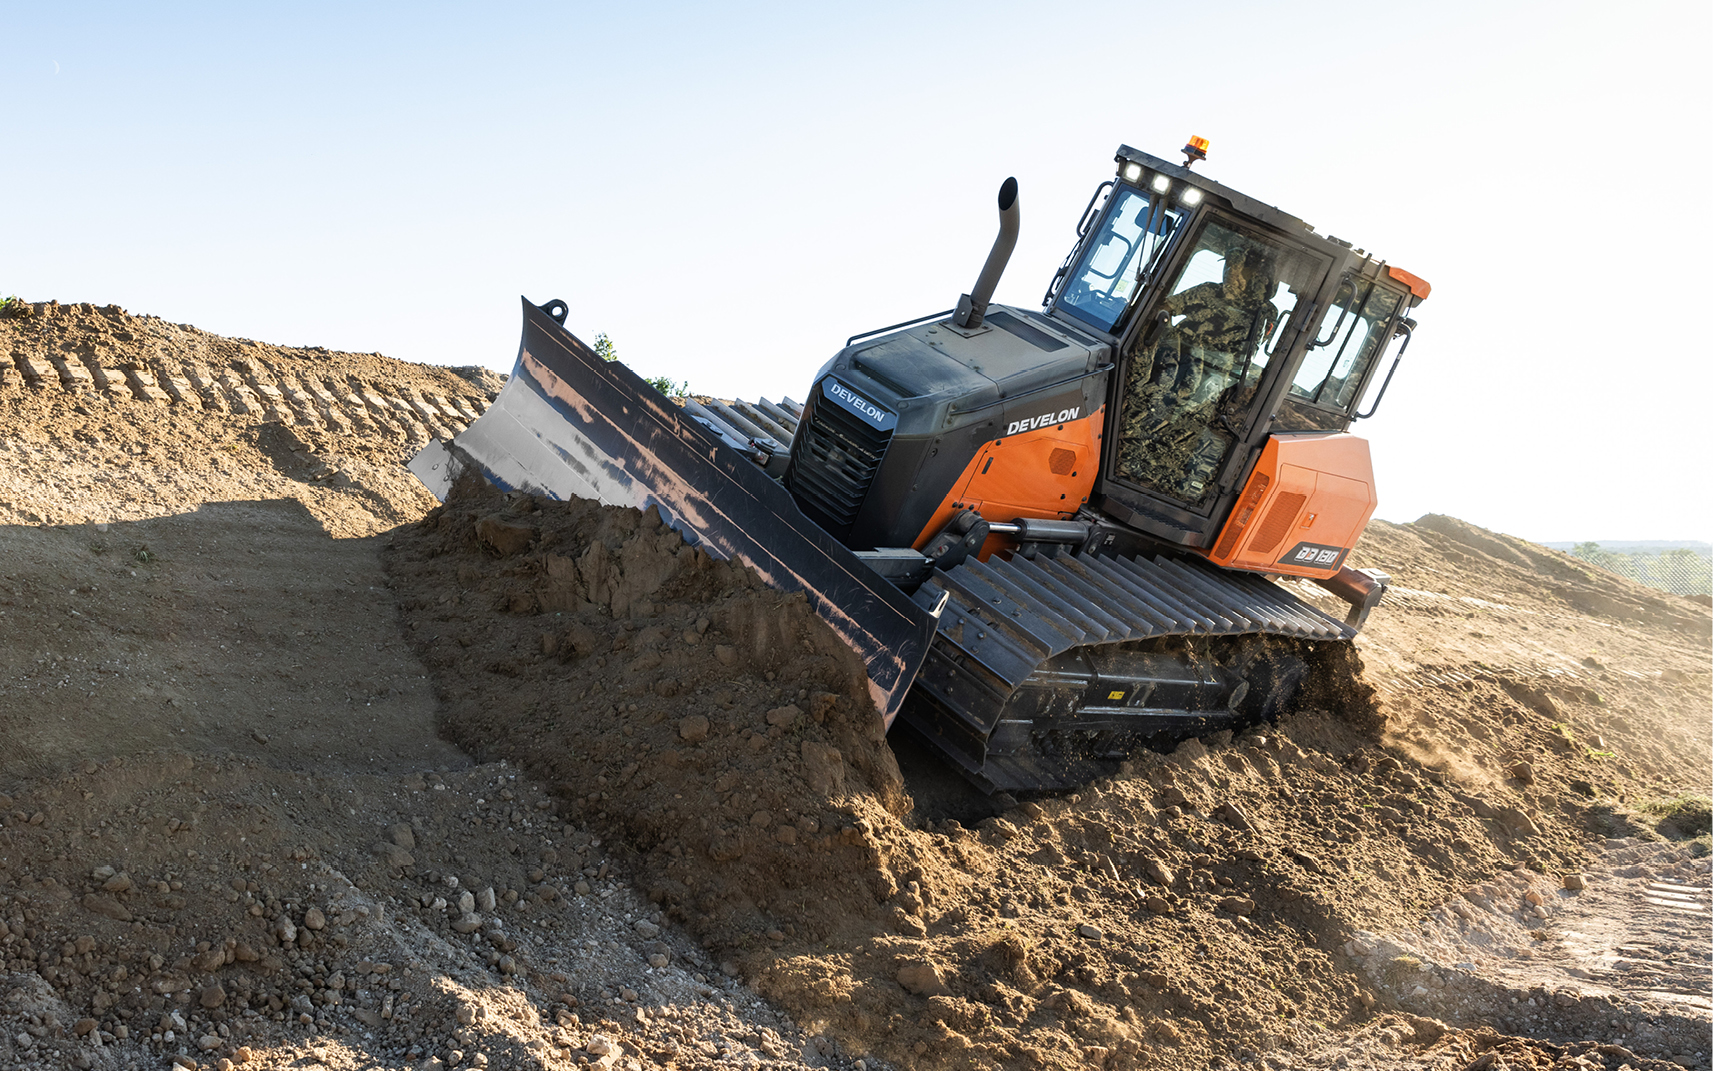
xmin=1056 ymin=188 xmax=1182 ymax=332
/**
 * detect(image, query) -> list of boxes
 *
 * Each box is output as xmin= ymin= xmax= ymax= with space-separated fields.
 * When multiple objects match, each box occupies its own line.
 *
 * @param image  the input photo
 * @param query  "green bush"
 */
xmin=592 ymin=332 xmax=688 ymax=398
xmin=645 ymin=375 xmax=690 ymax=399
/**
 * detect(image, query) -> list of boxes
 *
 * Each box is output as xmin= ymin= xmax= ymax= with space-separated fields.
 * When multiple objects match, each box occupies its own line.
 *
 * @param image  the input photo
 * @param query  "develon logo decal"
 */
xmin=825 ymin=380 xmax=891 ymax=427
xmin=1006 ymin=408 xmax=1080 ymax=435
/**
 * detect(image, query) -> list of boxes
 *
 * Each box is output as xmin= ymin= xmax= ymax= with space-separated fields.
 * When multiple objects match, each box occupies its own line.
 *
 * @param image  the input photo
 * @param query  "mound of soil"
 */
xmin=2 ymin=298 xmax=1708 ymax=1071
xmin=0 ymin=305 xmax=848 ymax=1071
xmin=0 ymin=299 xmax=501 ymax=536
xmin=385 ymin=474 xmax=913 ymax=945
xmin=384 ymin=475 xmax=1713 ymax=1070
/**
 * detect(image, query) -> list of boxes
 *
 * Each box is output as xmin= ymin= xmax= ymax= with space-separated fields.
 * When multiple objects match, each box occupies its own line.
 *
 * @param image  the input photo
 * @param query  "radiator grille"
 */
xmin=1251 ymin=491 xmax=1309 ymax=554
xmin=784 ymin=397 xmax=893 ymax=537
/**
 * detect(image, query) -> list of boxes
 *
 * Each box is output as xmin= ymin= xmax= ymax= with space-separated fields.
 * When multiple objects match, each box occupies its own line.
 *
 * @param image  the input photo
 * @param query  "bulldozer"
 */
xmin=409 ymin=139 xmax=1429 ymax=794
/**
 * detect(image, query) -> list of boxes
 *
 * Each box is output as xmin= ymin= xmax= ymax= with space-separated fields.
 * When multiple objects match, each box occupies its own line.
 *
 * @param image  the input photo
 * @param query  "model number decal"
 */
xmin=1005 ymin=407 xmax=1081 ymax=436
xmin=1280 ymin=541 xmax=1348 ymax=569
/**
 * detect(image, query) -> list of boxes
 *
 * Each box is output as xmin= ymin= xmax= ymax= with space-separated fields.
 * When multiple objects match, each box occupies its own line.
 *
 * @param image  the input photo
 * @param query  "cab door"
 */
xmin=1099 ymin=215 xmax=1331 ymax=526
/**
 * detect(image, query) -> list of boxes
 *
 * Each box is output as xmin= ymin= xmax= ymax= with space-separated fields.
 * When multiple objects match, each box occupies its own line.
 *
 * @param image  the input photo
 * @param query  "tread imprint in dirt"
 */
xmin=7 ymin=344 xmax=488 ymax=444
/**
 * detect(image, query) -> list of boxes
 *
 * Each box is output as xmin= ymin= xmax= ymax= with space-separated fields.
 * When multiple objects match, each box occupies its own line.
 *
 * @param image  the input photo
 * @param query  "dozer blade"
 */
xmin=408 ymin=297 xmax=938 ymax=725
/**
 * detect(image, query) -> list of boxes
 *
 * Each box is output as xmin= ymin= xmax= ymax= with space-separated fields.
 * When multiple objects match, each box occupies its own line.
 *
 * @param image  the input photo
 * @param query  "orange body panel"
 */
xmin=1387 ymin=265 xmax=1431 ymax=299
xmin=1201 ymin=433 xmax=1377 ymax=580
xmin=912 ymin=407 xmax=1106 ymax=555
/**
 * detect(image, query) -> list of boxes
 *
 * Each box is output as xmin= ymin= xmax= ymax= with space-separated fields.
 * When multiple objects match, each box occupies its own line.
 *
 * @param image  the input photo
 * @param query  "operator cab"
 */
xmin=1045 ymin=145 xmax=1424 ymax=547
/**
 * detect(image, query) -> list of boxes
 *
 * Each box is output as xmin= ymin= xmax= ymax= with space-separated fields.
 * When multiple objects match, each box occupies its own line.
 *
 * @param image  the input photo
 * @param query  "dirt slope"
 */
xmin=385 ymin=479 xmax=1710 ymax=1071
xmin=0 ymin=303 xmax=842 ymax=1071
xmin=0 ymin=299 xmax=500 ymax=536
xmin=1 ymin=299 xmax=1708 ymax=1071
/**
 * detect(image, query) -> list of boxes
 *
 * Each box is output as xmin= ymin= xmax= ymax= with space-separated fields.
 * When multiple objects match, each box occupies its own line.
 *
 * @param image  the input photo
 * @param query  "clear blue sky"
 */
xmin=4 ymin=1 xmax=1709 ymax=541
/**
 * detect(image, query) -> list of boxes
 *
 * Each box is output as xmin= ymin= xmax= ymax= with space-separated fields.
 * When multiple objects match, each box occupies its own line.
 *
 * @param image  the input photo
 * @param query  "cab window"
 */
xmin=1057 ymin=188 xmax=1182 ymax=332
xmin=1289 ymin=279 xmax=1403 ymax=410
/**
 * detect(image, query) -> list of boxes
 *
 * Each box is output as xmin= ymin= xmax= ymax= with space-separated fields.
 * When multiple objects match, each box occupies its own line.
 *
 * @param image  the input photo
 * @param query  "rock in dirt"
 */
xmin=1563 ymin=872 xmax=1588 ymax=890
xmin=1213 ymin=800 xmax=1255 ymax=831
xmin=1288 ymin=848 xmax=1324 ymax=873
xmin=303 ymin=906 xmax=326 ymax=931
xmin=1077 ymin=923 xmax=1104 ymax=940
xmin=81 ymin=893 xmax=131 ymax=921
xmin=373 ymin=841 xmax=415 ymax=868
xmin=190 ymin=947 xmax=225 ymax=972
xmin=1497 ymin=805 xmax=1542 ymax=837
xmin=678 ymin=715 xmax=709 ymax=743
xmin=475 ymin=515 xmax=536 ymax=556
xmin=1138 ymin=855 xmax=1175 ymax=887
xmin=1217 ymin=896 xmax=1257 ymax=915
xmin=896 ymin=961 xmax=950 ymax=996
xmin=799 ymin=740 xmax=845 ymax=796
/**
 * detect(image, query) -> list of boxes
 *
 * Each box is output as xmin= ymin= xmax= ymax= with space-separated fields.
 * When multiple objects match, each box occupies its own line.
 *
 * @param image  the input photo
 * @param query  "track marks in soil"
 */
xmin=0 ymin=300 xmax=499 ymax=536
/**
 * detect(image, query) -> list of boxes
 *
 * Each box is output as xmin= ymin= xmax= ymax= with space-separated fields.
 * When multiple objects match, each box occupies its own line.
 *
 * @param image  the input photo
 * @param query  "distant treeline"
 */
xmin=1570 ymin=543 xmax=1712 ymax=597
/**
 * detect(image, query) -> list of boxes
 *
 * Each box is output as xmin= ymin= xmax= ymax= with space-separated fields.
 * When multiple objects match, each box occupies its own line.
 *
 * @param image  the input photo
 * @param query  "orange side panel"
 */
xmin=1201 ymin=433 xmax=1377 ymax=580
xmin=912 ymin=406 xmax=1105 ymax=556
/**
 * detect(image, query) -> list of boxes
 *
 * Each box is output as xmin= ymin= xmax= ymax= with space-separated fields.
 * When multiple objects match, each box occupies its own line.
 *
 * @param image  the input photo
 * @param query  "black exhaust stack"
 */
xmin=953 ymin=177 xmax=1019 ymax=329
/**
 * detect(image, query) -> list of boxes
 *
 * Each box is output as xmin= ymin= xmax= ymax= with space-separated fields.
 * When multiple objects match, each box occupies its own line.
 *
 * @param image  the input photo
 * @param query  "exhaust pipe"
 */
xmin=953 ymin=177 xmax=1019 ymax=329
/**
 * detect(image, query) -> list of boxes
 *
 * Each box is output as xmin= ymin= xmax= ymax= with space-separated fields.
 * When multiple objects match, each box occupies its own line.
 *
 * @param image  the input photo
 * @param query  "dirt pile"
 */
xmin=0 ymin=306 xmax=854 ymax=1071
xmin=0 ymin=299 xmax=501 ymax=535
xmin=384 ymin=476 xmax=1713 ymax=1070
xmin=0 ymin=487 xmax=847 ymax=1071
xmin=385 ymin=474 xmax=913 ymax=943
xmin=1 ymin=298 xmax=1707 ymax=1070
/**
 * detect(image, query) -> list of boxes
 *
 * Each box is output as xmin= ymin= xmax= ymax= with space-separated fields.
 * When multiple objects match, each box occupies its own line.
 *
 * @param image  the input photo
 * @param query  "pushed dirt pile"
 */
xmin=0 ymin=299 xmax=500 ymax=535
xmin=1 ymin=297 xmax=1709 ymax=1071
xmin=0 ymin=303 xmax=846 ymax=1071
xmin=386 ymin=473 xmax=1712 ymax=1071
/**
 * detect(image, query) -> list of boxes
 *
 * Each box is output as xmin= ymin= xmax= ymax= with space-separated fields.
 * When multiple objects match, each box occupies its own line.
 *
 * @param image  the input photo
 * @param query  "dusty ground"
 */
xmin=1 ymin=300 xmax=1708 ymax=1071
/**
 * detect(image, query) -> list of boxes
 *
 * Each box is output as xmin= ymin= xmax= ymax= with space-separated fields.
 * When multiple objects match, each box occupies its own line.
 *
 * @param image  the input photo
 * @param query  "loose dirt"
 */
xmin=1 ymin=299 xmax=1709 ymax=1071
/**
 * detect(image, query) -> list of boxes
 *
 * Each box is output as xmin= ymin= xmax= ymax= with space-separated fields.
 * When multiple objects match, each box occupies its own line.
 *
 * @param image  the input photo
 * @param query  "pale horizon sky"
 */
xmin=4 ymin=1 xmax=1709 ymax=543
